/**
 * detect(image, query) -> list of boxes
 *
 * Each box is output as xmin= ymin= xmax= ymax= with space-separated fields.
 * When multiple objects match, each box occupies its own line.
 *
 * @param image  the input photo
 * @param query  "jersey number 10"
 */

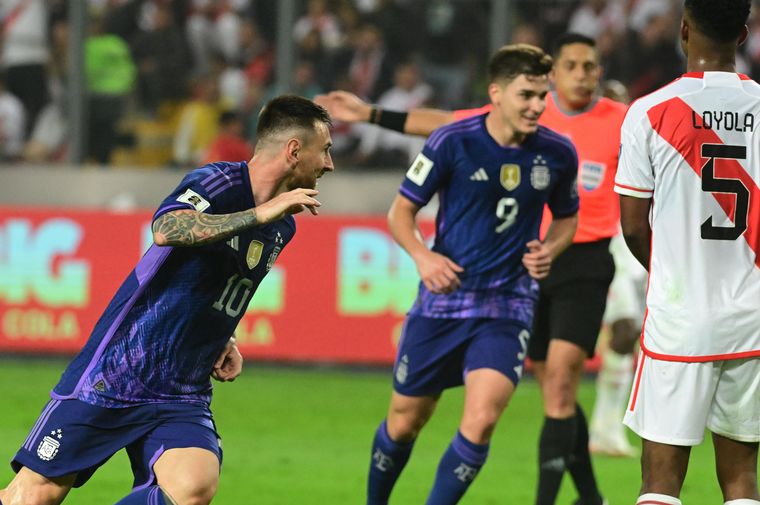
xmin=700 ymin=143 xmax=749 ymax=241
xmin=212 ymin=274 xmax=254 ymax=317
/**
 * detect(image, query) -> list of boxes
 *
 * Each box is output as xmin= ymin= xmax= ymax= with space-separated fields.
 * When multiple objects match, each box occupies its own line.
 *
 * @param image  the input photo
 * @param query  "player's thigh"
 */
xmin=0 ymin=466 xmax=75 ymax=505
xmin=547 ymin=279 xmax=611 ymax=358
xmin=12 ymin=399 xmax=156 ymax=490
xmin=708 ymin=357 xmax=760 ymax=443
xmin=154 ymin=447 xmax=220 ymax=505
xmin=460 ymin=368 xmax=516 ymax=441
xmin=624 ymin=353 xmax=719 ymax=446
xmin=392 ymin=315 xmax=470 ymax=396
xmin=127 ymin=404 xmax=222 ymax=500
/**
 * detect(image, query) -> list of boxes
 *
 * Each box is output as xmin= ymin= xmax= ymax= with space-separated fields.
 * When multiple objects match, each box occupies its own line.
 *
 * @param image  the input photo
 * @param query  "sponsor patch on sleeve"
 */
xmin=176 ymin=189 xmax=210 ymax=212
xmin=406 ymin=153 xmax=434 ymax=186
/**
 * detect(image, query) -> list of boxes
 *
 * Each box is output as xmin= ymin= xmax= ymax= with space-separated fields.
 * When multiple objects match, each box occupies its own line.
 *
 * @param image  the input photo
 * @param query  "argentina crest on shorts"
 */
xmin=580 ymin=161 xmax=605 ymax=190
xmin=37 ymin=429 xmax=63 ymax=461
xmin=395 ymin=354 xmax=409 ymax=384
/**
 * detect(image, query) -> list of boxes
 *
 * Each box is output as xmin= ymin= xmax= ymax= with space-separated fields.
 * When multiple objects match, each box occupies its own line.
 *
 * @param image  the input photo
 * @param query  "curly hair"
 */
xmin=685 ymin=0 xmax=750 ymax=43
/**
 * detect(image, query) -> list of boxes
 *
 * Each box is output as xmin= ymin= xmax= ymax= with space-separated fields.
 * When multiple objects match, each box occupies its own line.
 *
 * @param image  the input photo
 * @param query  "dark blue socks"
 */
xmin=425 ymin=431 xmax=490 ymax=505
xmin=367 ymin=420 xmax=415 ymax=505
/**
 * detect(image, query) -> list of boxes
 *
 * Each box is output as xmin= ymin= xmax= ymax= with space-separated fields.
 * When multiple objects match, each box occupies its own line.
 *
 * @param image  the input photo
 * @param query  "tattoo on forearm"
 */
xmin=152 ymin=209 xmax=258 ymax=246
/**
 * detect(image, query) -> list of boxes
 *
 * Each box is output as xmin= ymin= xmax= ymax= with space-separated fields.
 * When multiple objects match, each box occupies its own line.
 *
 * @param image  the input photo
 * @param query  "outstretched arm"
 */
xmin=153 ymin=187 xmax=321 ymax=247
xmin=314 ymin=90 xmax=457 ymax=137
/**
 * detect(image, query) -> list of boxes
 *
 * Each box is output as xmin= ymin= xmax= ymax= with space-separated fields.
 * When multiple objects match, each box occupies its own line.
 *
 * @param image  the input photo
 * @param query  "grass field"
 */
xmin=0 ymin=357 xmax=727 ymax=504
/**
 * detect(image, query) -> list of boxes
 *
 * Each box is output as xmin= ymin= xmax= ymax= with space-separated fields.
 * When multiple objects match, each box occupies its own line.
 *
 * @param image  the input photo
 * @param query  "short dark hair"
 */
xmin=256 ymin=95 xmax=332 ymax=144
xmin=685 ymin=0 xmax=750 ymax=43
xmin=488 ymin=44 xmax=553 ymax=84
xmin=552 ymin=32 xmax=596 ymax=58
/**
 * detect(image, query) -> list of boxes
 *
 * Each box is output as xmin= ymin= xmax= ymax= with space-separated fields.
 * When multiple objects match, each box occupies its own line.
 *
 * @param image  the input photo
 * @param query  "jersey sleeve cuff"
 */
xmin=399 ymin=187 xmax=429 ymax=207
xmin=614 ymin=183 xmax=653 ymax=198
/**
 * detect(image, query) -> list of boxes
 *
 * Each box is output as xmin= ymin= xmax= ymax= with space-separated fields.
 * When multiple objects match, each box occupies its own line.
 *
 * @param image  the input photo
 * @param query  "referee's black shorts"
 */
xmin=528 ymin=238 xmax=615 ymax=361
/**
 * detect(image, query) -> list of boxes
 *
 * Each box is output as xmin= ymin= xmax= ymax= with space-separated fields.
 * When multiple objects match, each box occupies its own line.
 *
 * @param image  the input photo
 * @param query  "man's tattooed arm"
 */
xmin=152 ymin=209 xmax=258 ymax=247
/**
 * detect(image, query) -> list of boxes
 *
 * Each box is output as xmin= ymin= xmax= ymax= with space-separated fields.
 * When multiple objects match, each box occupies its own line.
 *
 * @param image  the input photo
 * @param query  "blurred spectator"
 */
xmin=85 ymin=14 xmax=136 ymax=164
xmin=335 ymin=23 xmax=394 ymax=101
xmin=0 ymin=0 xmax=49 ymax=138
xmin=419 ymin=0 xmax=486 ymax=108
xmin=212 ymin=52 xmax=248 ymax=111
xmin=0 ymin=70 xmax=25 ymax=160
xmin=511 ymin=23 xmax=544 ymax=47
xmin=568 ymin=0 xmax=626 ymax=39
xmin=619 ymin=8 xmax=682 ymax=98
xmin=351 ymin=60 xmax=432 ymax=167
xmin=173 ymin=74 xmax=221 ymax=167
xmin=292 ymin=0 xmax=343 ymax=52
xmin=263 ymin=59 xmax=323 ymax=101
xmin=186 ymin=0 xmax=249 ymax=75
xmin=365 ymin=0 xmax=423 ymax=63
xmin=201 ymin=110 xmax=252 ymax=164
xmin=130 ymin=2 xmax=190 ymax=115
xmin=239 ymin=19 xmax=274 ymax=87
xmin=601 ymin=78 xmax=630 ymax=104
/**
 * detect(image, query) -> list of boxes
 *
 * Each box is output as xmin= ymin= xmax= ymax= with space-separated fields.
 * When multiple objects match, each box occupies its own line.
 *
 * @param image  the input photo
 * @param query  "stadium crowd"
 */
xmin=0 ymin=0 xmax=758 ymax=167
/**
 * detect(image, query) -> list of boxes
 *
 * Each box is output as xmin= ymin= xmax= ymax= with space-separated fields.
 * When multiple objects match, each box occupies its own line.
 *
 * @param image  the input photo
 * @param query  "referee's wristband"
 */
xmin=370 ymin=108 xmax=408 ymax=133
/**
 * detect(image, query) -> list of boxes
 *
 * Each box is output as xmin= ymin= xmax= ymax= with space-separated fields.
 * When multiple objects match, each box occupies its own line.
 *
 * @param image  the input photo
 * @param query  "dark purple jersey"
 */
xmin=399 ymin=114 xmax=578 ymax=323
xmin=53 ymin=162 xmax=294 ymax=408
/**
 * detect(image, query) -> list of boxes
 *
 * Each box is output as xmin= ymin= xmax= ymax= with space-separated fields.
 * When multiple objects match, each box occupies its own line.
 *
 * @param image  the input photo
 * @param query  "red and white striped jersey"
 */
xmin=615 ymin=72 xmax=760 ymax=362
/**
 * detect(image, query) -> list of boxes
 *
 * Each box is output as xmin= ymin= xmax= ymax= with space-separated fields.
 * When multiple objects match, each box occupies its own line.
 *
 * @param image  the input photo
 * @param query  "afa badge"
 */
xmin=246 ymin=241 xmax=264 ymax=269
xmin=37 ymin=429 xmax=63 ymax=461
xmin=500 ymin=164 xmax=521 ymax=191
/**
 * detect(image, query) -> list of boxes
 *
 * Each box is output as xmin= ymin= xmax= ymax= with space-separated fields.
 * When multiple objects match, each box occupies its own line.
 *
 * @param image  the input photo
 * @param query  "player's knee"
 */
xmin=461 ymin=409 xmax=500 ymax=442
xmin=160 ymin=476 xmax=217 ymax=505
xmin=387 ymin=413 xmax=427 ymax=441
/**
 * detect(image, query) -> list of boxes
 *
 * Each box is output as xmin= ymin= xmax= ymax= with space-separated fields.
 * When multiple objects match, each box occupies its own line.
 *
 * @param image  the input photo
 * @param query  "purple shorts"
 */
xmin=393 ymin=316 xmax=531 ymax=396
xmin=12 ymin=399 xmax=222 ymax=489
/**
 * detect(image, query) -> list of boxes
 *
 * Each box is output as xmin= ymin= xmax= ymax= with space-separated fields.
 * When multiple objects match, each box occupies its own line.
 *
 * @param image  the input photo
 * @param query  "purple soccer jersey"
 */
xmin=400 ymin=114 xmax=579 ymax=325
xmin=53 ymin=162 xmax=294 ymax=408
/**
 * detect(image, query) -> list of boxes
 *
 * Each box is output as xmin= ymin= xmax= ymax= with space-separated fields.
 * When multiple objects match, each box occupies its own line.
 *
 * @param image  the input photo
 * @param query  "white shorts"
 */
xmin=623 ymin=351 xmax=760 ymax=445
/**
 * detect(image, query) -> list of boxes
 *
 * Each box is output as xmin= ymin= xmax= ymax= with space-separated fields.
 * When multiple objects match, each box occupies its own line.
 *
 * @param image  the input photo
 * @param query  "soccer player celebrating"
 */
xmin=0 ymin=95 xmax=334 ymax=505
xmin=615 ymin=1 xmax=760 ymax=504
xmin=317 ymin=33 xmax=625 ymax=505
xmin=366 ymin=44 xmax=579 ymax=505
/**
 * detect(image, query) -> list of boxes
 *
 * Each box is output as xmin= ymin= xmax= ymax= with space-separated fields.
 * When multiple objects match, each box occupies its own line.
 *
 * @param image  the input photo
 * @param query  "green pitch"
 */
xmin=0 ymin=358 xmax=726 ymax=504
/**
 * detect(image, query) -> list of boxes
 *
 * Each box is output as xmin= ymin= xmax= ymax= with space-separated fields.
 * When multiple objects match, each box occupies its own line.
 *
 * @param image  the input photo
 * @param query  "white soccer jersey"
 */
xmin=615 ymin=72 xmax=760 ymax=361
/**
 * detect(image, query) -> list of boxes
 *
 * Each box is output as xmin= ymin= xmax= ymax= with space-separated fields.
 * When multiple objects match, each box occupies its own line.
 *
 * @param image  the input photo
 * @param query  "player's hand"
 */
xmin=415 ymin=250 xmax=464 ymax=294
xmin=212 ymin=337 xmax=243 ymax=382
xmin=522 ymin=240 xmax=552 ymax=280
xmin=256 ymin=188 xmax=321 ymax=224
xmin=313 ymin=91 xmax=372 ymax=124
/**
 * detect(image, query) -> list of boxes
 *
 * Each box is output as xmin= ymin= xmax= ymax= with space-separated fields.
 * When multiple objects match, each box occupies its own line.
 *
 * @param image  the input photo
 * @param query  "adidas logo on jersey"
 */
xmin=470 ymin=168 xmax=489 ymax=181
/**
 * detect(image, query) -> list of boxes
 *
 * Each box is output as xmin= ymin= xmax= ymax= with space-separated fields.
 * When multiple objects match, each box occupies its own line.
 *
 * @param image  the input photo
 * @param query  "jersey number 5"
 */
xmin=700 ymin=143 xmax=749 ymax=241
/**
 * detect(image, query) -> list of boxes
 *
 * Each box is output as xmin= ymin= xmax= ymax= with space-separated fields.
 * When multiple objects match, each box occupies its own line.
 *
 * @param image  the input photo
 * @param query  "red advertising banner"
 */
xmin=0 ymin=207 xmax=433 ymax=364
xmin=0 ymin=207 xmax=603 ymax=370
